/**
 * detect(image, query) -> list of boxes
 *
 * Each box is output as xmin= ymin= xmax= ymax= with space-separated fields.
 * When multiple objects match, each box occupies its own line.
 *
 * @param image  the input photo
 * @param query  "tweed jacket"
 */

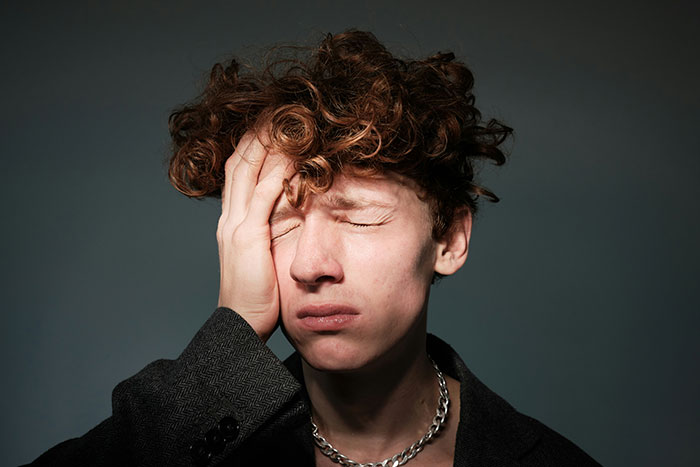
xmin=28 ymin=307 xmax=600 ymax=466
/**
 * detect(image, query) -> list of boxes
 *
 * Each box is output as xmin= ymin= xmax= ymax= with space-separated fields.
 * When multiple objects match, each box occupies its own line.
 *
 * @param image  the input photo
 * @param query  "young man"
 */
xmin=29 ymin=31 xmax=599 ymax=466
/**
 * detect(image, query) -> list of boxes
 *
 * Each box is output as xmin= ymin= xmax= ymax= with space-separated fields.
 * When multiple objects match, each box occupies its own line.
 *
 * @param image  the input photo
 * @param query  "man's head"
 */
xmin=168 ymin=30 xmax=511 ymax=241
xmin=168 ymin=30 xmax=510 ymax=370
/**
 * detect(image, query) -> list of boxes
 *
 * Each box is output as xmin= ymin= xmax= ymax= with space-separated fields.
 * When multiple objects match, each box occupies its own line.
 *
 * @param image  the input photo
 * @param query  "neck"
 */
xmin=302 ymin=324 xmax=438 ymax=459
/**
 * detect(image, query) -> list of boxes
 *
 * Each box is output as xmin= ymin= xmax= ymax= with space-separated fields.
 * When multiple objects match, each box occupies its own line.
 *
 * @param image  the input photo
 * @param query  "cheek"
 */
xmin=353 ymin=232 xmax=435 ymax=298
xmin=271 ymin=244 xmax=295 ymax=301
xmin=360 ymin=252 xmax=432 ymax=338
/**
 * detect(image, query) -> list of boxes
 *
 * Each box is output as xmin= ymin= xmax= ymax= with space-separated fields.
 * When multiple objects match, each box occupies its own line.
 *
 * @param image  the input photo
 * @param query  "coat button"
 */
xmin=189 ymin=439 xmax=211 ymax=466
xmin=218 ymin=416 xmax=240 ymax=442
xmin=205 ymin=427 xmax=225 ymax=455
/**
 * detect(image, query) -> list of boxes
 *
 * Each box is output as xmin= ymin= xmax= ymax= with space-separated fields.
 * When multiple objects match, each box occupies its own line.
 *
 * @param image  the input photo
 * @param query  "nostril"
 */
xmin=291 ymin=267 xmax=344 ymax=286
xmin=294 ymin=274 xmax=338 ymax=286
xmin=315 ymin=274 xmax=338 ymax=284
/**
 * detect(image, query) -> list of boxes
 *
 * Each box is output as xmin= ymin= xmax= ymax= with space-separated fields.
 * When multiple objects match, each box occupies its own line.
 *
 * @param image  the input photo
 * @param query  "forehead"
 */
xmin=261 ymin=149 xmax=424 ymax=206
xmin=320 ymin=174 xmax=406 ymax=201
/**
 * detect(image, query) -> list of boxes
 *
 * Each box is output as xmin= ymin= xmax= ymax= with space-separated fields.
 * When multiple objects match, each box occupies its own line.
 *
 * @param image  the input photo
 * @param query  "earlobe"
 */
xmin=434 ymin=210 xmax=472 ymax=276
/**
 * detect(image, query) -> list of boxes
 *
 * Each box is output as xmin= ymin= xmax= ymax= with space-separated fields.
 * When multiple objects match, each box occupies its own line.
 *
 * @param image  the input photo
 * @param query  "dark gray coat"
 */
xmin=28 ymin=308 xmax=600 ymax=466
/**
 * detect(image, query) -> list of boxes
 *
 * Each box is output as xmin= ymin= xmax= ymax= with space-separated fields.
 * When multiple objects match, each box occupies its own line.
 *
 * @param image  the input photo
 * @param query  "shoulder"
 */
xmin=515 ymin=413 xmax=601 ymax=466
xmin=427 ymin=335 xmax=601 ymax=467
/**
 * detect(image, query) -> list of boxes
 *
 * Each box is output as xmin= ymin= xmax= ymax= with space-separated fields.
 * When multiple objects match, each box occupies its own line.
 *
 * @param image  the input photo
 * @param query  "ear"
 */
xmin=434 ymin=209 xmax=472 ymax=276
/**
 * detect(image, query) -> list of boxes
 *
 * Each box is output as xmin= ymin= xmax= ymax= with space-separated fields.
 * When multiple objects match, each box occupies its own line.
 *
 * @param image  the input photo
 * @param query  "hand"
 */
xmin=216 ymin=130 xmax=293 ymax=342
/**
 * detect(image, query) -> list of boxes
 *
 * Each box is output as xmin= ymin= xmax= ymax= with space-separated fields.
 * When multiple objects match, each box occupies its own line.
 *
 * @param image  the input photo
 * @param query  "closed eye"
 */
xmin=344 ymin=221 xmax=381 ymax=228
xmin=271 ymin=224 xmax=300 ymax=240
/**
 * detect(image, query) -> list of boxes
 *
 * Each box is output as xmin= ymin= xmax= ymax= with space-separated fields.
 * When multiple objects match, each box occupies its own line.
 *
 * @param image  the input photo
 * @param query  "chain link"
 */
xmin=311 ymin=358 xmax=449 ymax=467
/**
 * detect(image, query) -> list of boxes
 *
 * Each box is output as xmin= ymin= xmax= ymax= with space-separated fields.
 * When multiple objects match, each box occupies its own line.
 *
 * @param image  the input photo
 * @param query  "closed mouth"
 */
xmin=296 ymin=303 xmax=360 ymax=319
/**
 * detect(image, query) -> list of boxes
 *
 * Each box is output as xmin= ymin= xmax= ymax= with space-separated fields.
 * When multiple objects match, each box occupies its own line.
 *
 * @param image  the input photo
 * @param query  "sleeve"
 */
xmin=25 ymin=307 xmax=306 ymax=467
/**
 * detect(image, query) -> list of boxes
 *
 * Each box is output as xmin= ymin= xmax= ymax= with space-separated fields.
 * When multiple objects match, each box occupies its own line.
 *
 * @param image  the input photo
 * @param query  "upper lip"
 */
xmin=296 ymin=303 xmax=360 ymax=319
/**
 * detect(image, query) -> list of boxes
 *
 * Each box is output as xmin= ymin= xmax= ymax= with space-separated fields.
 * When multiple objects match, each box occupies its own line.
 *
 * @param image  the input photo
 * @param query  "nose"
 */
xmin=289 ymin=218 xmax=344 ymax=287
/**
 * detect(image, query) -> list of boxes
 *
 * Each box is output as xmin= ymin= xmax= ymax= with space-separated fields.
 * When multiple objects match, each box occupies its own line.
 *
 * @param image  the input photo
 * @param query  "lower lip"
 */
xmin=299 ymin=314 xmax=358 ymax=331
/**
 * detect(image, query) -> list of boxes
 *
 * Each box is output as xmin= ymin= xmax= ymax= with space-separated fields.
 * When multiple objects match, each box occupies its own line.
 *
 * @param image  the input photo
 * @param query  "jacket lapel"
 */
xmin=427 ymin=335 xmax=542 ymax=467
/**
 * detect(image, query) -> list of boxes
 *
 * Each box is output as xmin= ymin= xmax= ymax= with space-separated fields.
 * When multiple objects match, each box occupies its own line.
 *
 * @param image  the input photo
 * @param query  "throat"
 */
xmin=304 ymin=353 xmax=451 ymax=465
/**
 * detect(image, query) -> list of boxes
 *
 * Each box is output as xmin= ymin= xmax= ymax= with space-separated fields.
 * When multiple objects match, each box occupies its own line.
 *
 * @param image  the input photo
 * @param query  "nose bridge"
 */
xmin=289 ymin=216 xmax=342 ymax=285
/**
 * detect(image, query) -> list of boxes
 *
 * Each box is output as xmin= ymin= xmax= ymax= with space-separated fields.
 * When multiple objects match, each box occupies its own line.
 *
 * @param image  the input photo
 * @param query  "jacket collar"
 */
xmin=427 ymin=335 xmax=542 ymax=466
xmin=283 ymin=334 xmax=543 ymax=466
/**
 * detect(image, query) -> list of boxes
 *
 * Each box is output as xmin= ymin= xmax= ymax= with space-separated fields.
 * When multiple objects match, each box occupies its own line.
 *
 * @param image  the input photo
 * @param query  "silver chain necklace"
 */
xmin=310 ymin=358 xmax=450 ymax=467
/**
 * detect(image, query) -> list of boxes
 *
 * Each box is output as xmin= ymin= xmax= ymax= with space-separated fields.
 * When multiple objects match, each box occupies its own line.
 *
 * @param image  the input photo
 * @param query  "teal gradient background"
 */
xmin=2 ymin=1 xmax=698 ymax=465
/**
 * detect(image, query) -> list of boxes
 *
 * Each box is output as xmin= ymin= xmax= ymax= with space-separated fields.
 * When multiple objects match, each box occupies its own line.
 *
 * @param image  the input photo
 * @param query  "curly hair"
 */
xmin=168 ymin=30 xmax=511 ymax=239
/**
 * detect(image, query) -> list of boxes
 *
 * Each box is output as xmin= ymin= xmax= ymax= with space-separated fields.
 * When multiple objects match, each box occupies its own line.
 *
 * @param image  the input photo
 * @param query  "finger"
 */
xmin=243 ymin=160 xmax=292 ymax=229
xmin=258 ymin=150 xmax=296 ymax=182
xmin=230 ymin=133 xmax=270 ymax=221
xmin=221 ymin=131 xmax=257 ymax=221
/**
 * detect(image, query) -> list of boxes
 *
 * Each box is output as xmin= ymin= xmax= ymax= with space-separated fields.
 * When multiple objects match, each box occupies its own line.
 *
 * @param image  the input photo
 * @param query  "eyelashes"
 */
xmin=271 ymin=223 xmax=300 ymax=241
xmin=270 ymin=220 xmax=382 ymax=241
xmin=344 ymin=222 xmax=376 ymax=228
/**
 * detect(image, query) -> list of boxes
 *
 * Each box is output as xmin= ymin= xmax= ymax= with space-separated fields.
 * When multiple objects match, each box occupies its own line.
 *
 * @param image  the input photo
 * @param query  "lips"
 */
xmin=296 ymin=304 xmax=360 ymax=331
xmin=296 ymin=303 xmax=360 ymax=319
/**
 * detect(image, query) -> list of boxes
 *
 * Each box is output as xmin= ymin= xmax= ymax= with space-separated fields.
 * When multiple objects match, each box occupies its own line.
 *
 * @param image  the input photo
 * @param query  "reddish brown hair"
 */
xmin=168 ymin=30 xmax=511 ymax=238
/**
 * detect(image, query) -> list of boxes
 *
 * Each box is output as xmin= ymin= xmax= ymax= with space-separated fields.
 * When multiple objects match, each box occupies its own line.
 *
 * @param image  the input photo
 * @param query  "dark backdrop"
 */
xmin=2 ymin=1 xmax=698 ymax=466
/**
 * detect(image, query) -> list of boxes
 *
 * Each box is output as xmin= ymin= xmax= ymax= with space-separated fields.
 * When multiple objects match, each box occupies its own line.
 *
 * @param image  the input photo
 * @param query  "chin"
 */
xmin=292 ymin=333 xmax=374 ymax=373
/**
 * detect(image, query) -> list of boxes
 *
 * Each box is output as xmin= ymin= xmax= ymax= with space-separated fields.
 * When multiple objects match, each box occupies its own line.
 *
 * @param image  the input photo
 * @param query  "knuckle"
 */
xmin=230 ymin=228 xmax=248 ymax=248
xmin=232 ymin=158 xmax=249 ymax=178
xmin=224 ymin=156 xmax=237 ymax=172
xmin=216 ymin=219 xmax=238 ymax=242
xmin=217 ymin=215 xmax=227 ymax=230
xmin=253 ymin=183 xmax=268 ymax=197
xmin=254 ymin=178 xmax=277 ymax=196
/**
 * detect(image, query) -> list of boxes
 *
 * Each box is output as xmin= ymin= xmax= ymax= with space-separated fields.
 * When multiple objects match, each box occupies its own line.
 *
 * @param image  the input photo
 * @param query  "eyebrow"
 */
xmin=269 ymin=205 xmax=299 ymax=225
xmin=324 ymin=194 xmax=394 ymax=211
xmin=269 ymin=194 xmax=394 ymax=224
